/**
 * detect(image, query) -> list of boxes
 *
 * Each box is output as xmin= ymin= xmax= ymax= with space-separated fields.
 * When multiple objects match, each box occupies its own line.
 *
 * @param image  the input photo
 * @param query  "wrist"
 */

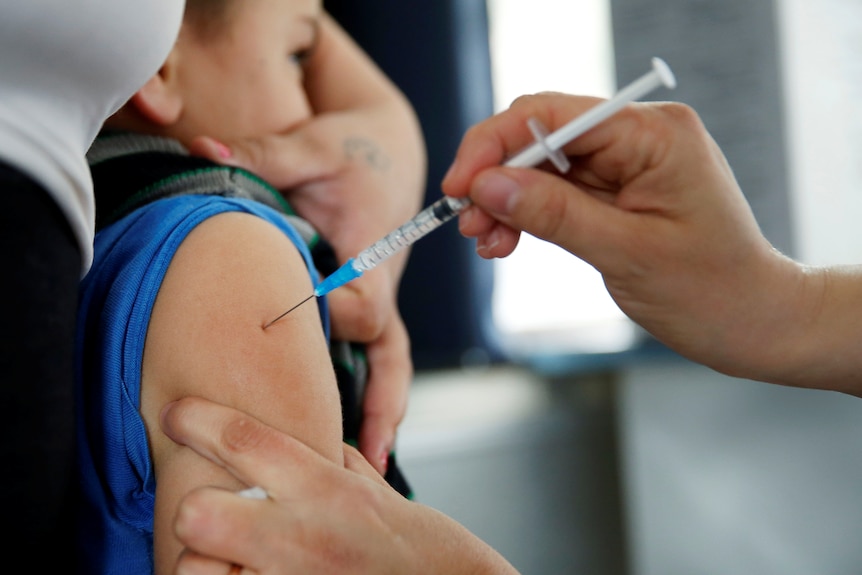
xmin=719 ymin=251 xmax=823 ymax=386
xmin=406 ymin=503 xmax=519 ymax=575
xmin=773 ymin=263 xmax=862 ymax=392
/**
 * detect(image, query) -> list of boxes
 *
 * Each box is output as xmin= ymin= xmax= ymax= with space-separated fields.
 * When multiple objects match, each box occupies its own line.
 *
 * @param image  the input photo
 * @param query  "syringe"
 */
xmin=264 ymin=57 xmax=676 ymax=328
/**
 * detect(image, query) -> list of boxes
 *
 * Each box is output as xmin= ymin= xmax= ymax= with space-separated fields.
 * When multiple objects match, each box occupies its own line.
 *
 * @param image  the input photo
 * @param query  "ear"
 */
xmin=129 ymin=51 xmax=183 ymax=126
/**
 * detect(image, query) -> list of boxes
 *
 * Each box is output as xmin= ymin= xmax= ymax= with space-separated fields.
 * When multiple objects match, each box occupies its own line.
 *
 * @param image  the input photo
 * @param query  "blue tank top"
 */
xmin=74 ymin=194 xmax=322 ymax=573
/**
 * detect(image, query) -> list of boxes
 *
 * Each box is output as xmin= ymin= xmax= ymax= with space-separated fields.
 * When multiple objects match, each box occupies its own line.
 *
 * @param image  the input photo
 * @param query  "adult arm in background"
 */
xmin=190 ymin=12 xmax=427 ymax=473
xmin=443 ymin=93 xmax=862 ymax=395
xmin=162 ymin=397 xmax=520 ymax=575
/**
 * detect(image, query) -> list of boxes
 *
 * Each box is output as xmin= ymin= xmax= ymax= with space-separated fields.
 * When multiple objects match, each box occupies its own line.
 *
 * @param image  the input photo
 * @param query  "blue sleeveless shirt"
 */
xmin=74 ymin=192 xmax=323 ymax=573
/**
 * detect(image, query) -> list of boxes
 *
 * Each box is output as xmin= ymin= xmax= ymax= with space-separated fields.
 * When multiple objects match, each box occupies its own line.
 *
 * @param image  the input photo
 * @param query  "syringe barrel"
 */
xmin=353 ymin=196 xmax=471 ymax=272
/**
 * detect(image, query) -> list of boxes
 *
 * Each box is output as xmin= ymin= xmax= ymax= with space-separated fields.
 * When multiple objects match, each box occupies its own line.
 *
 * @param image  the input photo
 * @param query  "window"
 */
xmin=485 ymin=0 xmax=640 ymax=356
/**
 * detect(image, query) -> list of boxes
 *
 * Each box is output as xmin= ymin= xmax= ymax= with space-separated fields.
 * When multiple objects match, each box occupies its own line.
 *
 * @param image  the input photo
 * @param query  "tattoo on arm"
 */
xmin=344 ymin=137 xmax=391 ymax=171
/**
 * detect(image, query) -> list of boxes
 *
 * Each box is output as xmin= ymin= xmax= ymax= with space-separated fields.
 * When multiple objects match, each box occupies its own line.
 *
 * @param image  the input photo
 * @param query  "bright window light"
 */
xmin=485 ymin=0 xmax=639 ymax=354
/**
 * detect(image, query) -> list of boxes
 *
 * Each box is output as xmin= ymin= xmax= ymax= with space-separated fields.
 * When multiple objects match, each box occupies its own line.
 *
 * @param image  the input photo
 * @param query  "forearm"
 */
xmin=700 ymin=253 xmax=862 ymax=395
xmin=304 ymin=13 xmax=426 ymax=278
xmin=760 ymin=263 xmax=862 ymax=394
xmin=404 ymin=503 xmax=520 ymax=575
xmin=306 ymin=13 xmax=407 ymax=111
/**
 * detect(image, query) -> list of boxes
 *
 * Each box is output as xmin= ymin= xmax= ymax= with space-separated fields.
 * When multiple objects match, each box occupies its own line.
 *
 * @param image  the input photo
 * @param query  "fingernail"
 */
xmin=379 ymin=450 xmax=390 ymax=474
xmin=458 ymin=206 xmax=474 ymax=228
xmin=476 ymin=229 xmax=502 ymax=255
xmin=237 ymin=486 xmax=269 ymax=500
xmin=474 ymin=172 xmax=520 ymax=215
xmin=212 ymin=139 xmax=232 ymax=159
xmin=442 ymin=161 xmax=457 ymax=185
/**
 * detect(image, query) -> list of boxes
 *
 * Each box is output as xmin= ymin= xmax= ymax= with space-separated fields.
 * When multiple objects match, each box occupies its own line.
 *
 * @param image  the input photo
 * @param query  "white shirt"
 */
xmin=0 ymin=0 xmax=184 ymax=273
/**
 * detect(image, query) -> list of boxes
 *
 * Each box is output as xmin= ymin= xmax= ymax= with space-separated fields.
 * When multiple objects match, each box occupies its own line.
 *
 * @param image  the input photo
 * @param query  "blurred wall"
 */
xmin=611 ymin=0 xmax=794 ymax=257
xmin=620 ymin=359 xmax=862 ymax=575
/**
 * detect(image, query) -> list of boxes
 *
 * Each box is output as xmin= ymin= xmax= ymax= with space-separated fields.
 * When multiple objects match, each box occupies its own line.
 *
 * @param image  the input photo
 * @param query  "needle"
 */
xmin=263 ymin=294 xmax=314 ymax=329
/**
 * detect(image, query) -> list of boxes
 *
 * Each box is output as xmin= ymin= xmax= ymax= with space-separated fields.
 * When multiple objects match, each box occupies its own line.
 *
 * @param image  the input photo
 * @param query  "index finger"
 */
xmin=188 ymin=129 xmax=334 ymax=191
xmin=160 ymin=397 xmax=335 ymax=498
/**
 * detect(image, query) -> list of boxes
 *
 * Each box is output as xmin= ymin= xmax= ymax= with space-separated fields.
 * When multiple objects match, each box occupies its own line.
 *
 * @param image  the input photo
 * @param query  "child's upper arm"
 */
xmin=138 ymin=211 xmax=343 ymax=574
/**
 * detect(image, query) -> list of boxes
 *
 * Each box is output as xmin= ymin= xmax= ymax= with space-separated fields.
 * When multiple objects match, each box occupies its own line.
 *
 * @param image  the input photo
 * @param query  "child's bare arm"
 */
xmin=138 ymin=212 xmax=344 ymax=574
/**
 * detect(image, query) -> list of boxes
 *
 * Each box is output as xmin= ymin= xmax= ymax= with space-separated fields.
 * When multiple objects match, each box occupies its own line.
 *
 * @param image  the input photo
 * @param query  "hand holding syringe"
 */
xmin=265 ymin=57 xmax=677 ymax=328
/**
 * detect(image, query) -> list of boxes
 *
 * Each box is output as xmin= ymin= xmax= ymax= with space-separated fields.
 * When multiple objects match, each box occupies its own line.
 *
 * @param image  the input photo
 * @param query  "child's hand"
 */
xmin=323 ymin=269 xmax=411 ymax=476
xmin=358 ymin=312 xmax=411 ymax=475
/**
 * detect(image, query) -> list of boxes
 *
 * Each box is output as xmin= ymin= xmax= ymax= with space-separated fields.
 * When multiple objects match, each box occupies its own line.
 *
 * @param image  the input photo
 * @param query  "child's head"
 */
xmin=108 ymin=0 xmax=321 ymax=146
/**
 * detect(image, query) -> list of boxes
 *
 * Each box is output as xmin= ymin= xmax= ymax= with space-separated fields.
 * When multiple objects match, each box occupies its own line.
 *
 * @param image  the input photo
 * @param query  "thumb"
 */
xmin=188 ymin=134 xmax=333 ymax=190
xmin=469 ymin=166 xmax=626 ymax=264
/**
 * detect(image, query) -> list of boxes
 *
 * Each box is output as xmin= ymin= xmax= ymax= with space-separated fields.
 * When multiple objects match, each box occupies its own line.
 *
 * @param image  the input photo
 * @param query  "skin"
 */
xmin=143 ymin=213 xmax=343 ymax=574
xmin=165 ymin=93 xmax=862 ymax=573
xmin=188 ymin=13 xmax=426 ymax=473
